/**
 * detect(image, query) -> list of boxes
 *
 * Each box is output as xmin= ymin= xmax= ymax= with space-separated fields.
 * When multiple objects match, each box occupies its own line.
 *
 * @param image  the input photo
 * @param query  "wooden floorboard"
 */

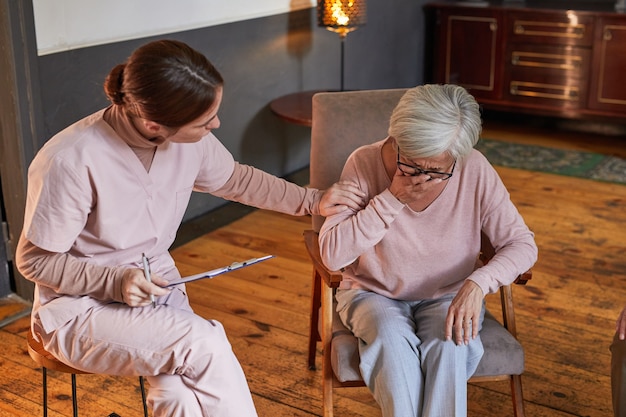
xmin=1 ymin=118 xmax=625 ymax=416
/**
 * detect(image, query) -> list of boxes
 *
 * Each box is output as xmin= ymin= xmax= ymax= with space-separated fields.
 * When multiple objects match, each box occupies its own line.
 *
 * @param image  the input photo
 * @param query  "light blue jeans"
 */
xmin=336 ymin=289 xmax=485 ymax=417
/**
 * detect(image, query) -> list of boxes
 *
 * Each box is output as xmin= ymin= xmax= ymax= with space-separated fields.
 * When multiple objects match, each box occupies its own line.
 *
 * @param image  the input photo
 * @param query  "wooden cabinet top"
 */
xmin=424 ymin=1 xmax=625 ymax=16
xmin=425 ymin=0 xmax=626 ymax=120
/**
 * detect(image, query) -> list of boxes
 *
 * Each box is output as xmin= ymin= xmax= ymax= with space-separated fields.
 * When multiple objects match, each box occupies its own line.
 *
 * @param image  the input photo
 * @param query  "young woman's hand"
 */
xmin=121 ymin=268 xmax=170 ymax=307
xmin=319 ymin=180 xmax=366 ymax=217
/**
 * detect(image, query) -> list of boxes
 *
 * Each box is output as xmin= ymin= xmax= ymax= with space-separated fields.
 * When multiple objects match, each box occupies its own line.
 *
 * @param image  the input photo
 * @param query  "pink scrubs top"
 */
xmin=23 ymin=109 xmax=234 ymax=332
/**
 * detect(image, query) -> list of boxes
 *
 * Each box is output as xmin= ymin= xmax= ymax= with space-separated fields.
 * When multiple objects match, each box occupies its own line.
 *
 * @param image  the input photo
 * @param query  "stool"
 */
xmin=27 ymin=332 xmax=149 ymax=417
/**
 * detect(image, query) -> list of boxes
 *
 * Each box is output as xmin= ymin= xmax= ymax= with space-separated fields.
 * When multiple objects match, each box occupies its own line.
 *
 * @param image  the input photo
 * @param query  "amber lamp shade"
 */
xmin=317 ymin=0 xmax=367 ymax=39
xmin=317 ymin=0 xmax=367 ymax=91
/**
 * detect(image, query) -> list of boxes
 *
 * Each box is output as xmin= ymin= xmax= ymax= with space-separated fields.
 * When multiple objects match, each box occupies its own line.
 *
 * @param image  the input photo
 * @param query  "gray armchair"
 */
xmin=304 ymin=88 xmax=531 ymax=417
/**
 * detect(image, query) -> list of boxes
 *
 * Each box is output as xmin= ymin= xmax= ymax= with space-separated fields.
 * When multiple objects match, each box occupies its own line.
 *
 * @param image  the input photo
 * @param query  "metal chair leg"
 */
xmin=139 ymin=376 xmax=148 ymax=417
xmin=42 ymin=367 xmax=48 ymax=417
xmin=39 ymin=367 xmax=148 ymax=416
xmin=71 ymin=373 xmax=78 ymax=417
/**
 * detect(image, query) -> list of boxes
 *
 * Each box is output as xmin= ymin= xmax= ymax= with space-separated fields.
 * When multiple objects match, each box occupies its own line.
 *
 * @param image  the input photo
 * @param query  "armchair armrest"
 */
xmin=303 ymin=230 xmax=343 ymax=288
xmin=515 ymin=270 xmax=533 ymax=285
xmin=479 ymin=232 xmax=533 ymax=285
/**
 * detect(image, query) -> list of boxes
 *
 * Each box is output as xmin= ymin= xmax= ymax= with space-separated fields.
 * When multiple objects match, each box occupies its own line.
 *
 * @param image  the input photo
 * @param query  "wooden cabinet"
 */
xmin=425 ymin=1 xmax=626 ymax=121
xmin=588 ymin=15 xmax=626 ymax=114
xmin=432 ymin=7 xmax=503 ymax=101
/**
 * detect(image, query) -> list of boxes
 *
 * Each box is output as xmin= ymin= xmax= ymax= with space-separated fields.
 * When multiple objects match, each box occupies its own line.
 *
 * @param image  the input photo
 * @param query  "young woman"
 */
xmin=16 ymin=39 xmax=364 ymax=416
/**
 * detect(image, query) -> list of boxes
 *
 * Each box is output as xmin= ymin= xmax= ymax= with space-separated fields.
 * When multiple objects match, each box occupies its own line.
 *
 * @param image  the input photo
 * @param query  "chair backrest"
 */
xmin=310 ymin=88 xmax=407 ymax=231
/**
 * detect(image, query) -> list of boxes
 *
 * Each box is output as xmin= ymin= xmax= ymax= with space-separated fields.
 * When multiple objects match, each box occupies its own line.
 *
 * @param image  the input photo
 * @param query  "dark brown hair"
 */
xmin=104 ymin=40 xmax=223 ymax=128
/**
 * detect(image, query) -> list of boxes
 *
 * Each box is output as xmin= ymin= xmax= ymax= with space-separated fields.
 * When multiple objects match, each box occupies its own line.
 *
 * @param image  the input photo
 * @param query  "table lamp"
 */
xmin=317 ymin=0 xmax=367 ymax=91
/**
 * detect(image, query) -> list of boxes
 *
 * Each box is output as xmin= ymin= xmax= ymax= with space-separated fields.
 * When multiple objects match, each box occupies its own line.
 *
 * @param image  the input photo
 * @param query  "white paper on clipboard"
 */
xmin=166 ymin=255 xmax=274 ymax=287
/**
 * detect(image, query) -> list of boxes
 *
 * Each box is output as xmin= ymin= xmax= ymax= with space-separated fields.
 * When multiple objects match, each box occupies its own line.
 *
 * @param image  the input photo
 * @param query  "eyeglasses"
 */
xmin=396 ymin=151 xmax=456 ymax=180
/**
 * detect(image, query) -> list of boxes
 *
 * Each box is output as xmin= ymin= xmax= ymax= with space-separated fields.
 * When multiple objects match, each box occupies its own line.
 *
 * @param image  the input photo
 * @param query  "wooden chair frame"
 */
xmin=305 ymin=230 xmax=532 ymax=417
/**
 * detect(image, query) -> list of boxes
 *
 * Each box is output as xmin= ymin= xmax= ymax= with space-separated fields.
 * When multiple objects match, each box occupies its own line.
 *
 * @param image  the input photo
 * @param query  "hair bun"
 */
xmin=104 ymin=64 xmax=126 ymax=105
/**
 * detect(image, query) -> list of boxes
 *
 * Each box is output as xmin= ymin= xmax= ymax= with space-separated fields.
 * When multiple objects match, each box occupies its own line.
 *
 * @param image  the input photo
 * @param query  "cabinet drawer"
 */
xmin=510 ymin=50 xmax=585 ymax=72
xmin=507 ymin=44 xmax=591 ymax=77
xmin=508 ymin=81 xmax=583 ymax=105
xmin=504 ymin=44 xmax=591 ymax=108
xmin=507 ymin=11 xmax=595 ymax=47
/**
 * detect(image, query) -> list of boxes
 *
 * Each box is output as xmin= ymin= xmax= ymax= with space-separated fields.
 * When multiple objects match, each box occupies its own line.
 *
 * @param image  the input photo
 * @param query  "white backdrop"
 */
xmin=32 ymin=0 xmax=315 ymax=55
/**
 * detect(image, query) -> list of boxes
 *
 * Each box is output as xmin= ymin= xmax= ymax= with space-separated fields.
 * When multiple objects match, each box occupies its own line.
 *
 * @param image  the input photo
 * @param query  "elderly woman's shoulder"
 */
xmin=466 ymin=147 xmax=486 ymax=162
xmin=464 ymin=148 xmax=499 ymax=173
xmin=350 ymin=138 xmax=387 ymax=157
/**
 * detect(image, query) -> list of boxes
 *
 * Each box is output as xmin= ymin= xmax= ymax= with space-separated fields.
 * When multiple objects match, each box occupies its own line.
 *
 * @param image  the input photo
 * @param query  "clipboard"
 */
xmin=166 ymin=255 xmax=274 ymax=287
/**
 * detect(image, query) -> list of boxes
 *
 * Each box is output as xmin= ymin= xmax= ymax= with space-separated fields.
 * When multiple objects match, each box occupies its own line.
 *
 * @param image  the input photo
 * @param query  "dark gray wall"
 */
xmin=0 ymin=0 xmax=43 ymax=298
xmin=35 ymin=0 xmax=429 ymax=221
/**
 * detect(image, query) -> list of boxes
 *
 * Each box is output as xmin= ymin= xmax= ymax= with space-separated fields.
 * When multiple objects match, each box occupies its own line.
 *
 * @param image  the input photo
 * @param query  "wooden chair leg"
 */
xmin=322 ymin=361 xmax=334 ymax=417
xmin=511 ymin=374 xmax=525 ymax=417
xmin=308 ymin=270 xmax=322 ymax=370
xmin=321 ymin=282 xmax=334 ymax=417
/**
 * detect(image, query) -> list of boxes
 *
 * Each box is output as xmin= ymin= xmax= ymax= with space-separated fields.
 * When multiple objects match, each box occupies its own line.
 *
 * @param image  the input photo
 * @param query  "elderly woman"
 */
xmin=318 ymin=84 xmax=538 ymax=417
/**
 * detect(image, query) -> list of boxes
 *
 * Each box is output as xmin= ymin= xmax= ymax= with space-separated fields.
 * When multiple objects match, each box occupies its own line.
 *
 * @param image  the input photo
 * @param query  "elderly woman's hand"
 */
xmin=319 ymin=180 xmax=366 ymax=217
xmin=389 ymin=168 xmax=444 ymax=205
xmin=445 ymin=280 xmax=484 ymax=345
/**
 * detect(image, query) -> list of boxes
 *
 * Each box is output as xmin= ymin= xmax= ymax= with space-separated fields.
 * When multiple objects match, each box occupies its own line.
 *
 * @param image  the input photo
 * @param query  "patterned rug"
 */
xmin=476 ymin=138 xmax=626 ymax=185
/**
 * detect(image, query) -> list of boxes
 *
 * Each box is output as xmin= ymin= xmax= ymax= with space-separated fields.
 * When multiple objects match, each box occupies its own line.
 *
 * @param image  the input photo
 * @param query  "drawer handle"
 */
xmin=604 ymin=28 xmax=613 ymax=41
xmin=513 ymin=21 xmax=585 ymax=39
xmin=511 ymin=51 xmax=582 ymax=70
xmin=510 ymin=81 xmax=579 ymax=101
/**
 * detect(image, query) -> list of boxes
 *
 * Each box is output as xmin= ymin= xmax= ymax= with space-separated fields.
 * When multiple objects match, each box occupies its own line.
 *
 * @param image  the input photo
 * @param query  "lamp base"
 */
xmin=325 ymin=26 xmax=356 ymax=39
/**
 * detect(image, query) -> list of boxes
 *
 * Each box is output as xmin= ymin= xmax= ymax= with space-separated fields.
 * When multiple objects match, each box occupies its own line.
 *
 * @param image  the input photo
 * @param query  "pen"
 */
xmin=227 ymin=255 xmax=274 ymax=271
xmin=141 ymin=253 xmax=156 ymax=308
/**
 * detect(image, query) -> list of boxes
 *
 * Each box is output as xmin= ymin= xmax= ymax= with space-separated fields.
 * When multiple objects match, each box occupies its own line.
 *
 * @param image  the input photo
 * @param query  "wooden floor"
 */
xmin=1 ymin=117 xmax=625 ymax=416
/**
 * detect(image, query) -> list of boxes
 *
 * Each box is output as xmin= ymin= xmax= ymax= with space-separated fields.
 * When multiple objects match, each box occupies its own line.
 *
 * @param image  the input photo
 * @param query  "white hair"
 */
xmin=388 ymin=84 xmax=482 ymax=160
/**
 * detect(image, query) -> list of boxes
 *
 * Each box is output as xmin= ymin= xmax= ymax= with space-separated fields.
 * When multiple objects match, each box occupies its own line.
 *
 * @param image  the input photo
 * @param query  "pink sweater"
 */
xmin=319 ymin=139 xmax=537 ymax=300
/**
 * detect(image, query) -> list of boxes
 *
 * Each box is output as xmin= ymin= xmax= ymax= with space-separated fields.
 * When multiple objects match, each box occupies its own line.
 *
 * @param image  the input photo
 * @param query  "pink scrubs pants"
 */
xmin=34 ymin=287 xmax=257 ymax=417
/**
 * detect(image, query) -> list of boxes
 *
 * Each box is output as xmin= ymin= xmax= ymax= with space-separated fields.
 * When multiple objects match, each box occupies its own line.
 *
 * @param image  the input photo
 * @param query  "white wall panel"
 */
xmin=32 ymin=0 xmax=314 ymax=55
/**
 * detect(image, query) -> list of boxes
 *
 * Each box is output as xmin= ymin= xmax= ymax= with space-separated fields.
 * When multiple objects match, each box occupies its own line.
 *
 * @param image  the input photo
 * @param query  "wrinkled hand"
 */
xmin=389 ymin=168 xmax=443 ymax=205
xmin=319 ymin=180 xmax=366 ymax=217
xmin=616 ymin=306 xmax=626 ymax=340
xmin=121 ymin=268 xmax=170 ymax=307
xmin=445 ymin=280 xmax=484 ymax=345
